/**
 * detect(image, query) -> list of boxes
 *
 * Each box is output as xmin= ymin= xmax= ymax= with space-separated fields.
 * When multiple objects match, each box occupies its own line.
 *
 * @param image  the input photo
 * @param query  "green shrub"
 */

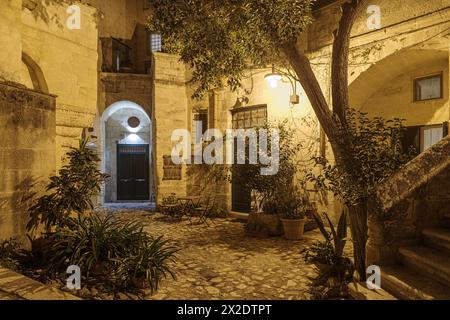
xmin=27 ymin=139 xmax=108 ymax=233
xmin=0 ymin=239 xmax=22 ymax=271
xmin=303 ymin=212 xmax=354 ymax=299
xmin=114 ymin=236 xmax=179 ymax=294
xmin=44 ymin=213 xmax=179 ymax=293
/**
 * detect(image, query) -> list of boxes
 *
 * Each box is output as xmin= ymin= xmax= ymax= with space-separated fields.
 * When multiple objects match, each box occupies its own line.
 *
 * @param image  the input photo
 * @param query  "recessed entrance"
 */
xmin=117 ymin=144 xmax=150 ymax=201
xmin=101 ymin=101 xmax=153 ymax=203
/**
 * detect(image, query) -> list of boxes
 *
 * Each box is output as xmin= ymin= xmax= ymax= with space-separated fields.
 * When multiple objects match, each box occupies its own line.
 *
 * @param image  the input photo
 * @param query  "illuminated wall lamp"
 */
xmin=264 ymin=65 xmax=282 ymax=88
xmin=265 ymin=64 xmax=300 ymax=105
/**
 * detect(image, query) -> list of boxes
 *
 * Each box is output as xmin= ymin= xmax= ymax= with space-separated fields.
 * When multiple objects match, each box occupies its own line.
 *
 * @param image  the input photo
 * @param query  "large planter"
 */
xmin=281 ymin=218 xmax=307 ymax=240
xmin=246 ymin=212 xmax=283 ymax=237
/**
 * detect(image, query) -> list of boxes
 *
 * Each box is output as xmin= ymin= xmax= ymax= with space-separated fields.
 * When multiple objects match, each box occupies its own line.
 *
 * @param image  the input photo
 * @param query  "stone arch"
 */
xmin=101 ymin=100 xmax=153 ymax=203
xmin=350 ymin=49 xmax=448 ymax=107
xmin=349 ymin=48 xmax=449 ymax=126
xmin=21 ymin=52 xmax=49 ymax=94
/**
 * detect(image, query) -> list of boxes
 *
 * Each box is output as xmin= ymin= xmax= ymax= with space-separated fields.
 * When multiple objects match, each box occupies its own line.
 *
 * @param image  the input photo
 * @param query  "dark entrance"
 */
xmin=230 ymin=104 xmax=267 ymax=213
xmin=117 ymin=144 xmax=150 ymax=201
xmin=232 ymin=175 xmax=251 ymax=213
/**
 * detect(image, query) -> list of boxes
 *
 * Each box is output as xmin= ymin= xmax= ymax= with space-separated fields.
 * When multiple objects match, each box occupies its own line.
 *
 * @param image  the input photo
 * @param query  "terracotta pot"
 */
xmin=281 ymin=218 xmax=307 ymax=240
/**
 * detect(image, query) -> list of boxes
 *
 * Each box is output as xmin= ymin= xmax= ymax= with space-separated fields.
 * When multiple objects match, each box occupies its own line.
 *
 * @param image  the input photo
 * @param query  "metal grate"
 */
xmin=118 ymin=145 xmax=147 ymax=154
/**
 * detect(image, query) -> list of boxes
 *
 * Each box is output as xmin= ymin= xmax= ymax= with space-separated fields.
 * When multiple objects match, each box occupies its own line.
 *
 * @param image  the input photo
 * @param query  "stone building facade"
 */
xmin=0 ymin=0 xmax=449 ymax=277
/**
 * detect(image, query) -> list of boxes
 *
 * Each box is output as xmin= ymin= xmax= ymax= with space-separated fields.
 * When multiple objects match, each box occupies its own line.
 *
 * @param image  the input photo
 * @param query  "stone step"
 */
xmin=382 ymin=266 xmax=450 ymax=300
xmin=399 ymin=246 xmax=450 ymax=288
xmin=423 ymin=228 xmax=450 ymax=255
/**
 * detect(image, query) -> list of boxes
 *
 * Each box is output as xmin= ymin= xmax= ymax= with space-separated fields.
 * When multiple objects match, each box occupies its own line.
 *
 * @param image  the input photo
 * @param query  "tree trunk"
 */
xmin=347 ymin=200 xmax=368 ymax=281
xmin=331 ymin=0 xmax=362 ymax=124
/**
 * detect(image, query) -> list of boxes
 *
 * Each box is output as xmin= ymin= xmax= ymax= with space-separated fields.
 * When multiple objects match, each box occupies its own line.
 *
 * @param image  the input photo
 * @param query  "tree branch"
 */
xmin=282 ymin=44 xmax=340 ymax=144
xmin=331 ymin=0 xmax=365 ymax=125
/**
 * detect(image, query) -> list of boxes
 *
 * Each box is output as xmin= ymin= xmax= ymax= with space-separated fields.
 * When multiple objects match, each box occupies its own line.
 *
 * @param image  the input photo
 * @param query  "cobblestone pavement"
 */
xmin=114 ymin=211 xmax=325 ymax=300
xmin=0 ymin=290 xmax=22 ymax=300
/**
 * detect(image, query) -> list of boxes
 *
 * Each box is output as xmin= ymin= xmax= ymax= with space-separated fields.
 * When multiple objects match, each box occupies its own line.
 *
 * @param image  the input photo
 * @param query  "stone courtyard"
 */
xmin=112 ymin=210 xmax=323 ymax=300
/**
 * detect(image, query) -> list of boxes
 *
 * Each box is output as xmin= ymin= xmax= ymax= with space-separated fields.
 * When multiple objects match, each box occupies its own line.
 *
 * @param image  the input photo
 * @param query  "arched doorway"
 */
xmin=101 ymin=101 xmax=153 ymax=203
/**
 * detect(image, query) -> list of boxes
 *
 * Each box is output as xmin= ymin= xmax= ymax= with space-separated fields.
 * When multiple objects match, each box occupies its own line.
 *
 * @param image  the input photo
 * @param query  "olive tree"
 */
xmin=147 ymin=0 xmax=384 ymax=280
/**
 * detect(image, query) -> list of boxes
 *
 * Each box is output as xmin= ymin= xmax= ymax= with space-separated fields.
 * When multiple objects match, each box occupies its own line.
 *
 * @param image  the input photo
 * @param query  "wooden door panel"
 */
xmin=117 ymin=145 xmax=150 ymax=201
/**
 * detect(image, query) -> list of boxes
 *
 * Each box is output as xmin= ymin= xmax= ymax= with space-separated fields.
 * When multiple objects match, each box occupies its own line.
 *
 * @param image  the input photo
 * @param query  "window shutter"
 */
xmin=444 ymin=122 xmax=449 ymax=137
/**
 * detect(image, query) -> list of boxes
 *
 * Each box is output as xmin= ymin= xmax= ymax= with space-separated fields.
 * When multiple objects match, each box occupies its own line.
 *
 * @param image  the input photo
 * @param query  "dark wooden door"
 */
xmin=232 ymin=175 xmax=251 ymax=213
xmin=231 ymin=137 xmax=251 ymax=213
xmin=117 ymin=144 xmax=150 ymax=201
xmin=230 ymin=105 xmax=267 ymax=213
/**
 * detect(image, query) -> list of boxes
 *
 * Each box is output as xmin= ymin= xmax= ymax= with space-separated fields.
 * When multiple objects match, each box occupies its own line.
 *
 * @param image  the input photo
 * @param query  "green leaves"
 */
xmin=27 ymin=138 xmax=109 ymax=233
xmin=147 ymin=0 xmax=314 ymax=99
xmin=45 ymin=213 xmax=179 ymax=294
xmin=308 ymin=109 xmax=415 ymax=205
xmin=304 ymin=211 xmax=354 ymax=296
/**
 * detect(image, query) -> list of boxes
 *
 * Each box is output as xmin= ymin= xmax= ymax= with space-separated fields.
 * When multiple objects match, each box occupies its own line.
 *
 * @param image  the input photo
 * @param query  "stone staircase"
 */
xmin=381 ymin=214 xmax=450 ymax=300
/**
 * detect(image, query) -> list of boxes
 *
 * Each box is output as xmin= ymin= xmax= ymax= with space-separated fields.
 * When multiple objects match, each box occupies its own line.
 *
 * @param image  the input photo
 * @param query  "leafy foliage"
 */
xmin=0 ymin=238 xmax=22 ymax=271
xmin=265 ymin=185 xmax=307 ymax=219
xmin=27 ymin=139 xmax=108 ymax=232
xmin=232 ymin=120 xmax=302 ymax=199
xmin=303 ymin=212 xmax=354 ymax=299
xmin=114 ymin=236 xmax=179 ymax=294
xmin=307 ymin=109 xmax=415 ymax=205
xmin=21 ymin=140 xmax=178 ymax=296
xmin=147 ymin=0 xmax=313 ymax=98
xmin=44 ymin=213 xmax=179 ymax=293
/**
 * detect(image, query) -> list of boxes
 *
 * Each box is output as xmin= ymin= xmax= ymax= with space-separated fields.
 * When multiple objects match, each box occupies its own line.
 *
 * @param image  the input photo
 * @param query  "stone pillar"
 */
xmin=0 ymin=0 xmax=22 ymax=82
xmin=152 ymin=53 xmax=189 ymax=205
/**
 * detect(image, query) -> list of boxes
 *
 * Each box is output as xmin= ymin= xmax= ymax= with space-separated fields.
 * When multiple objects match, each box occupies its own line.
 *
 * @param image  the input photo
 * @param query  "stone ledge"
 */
xmin=0 ymin=268 xmax=81 ymax=300
xmin=0 ymin=81 xmax=56 ymax=111
xmin=349 ymin=282 xmax=397 ymax=300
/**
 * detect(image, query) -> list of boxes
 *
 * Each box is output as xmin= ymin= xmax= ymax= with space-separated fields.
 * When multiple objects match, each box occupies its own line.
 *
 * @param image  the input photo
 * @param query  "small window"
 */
xmin=414 ymin=73 xmax=443 ymax=102
xmin=147 ymin=32 xmax=162 ymax=53
xmin=193 ymin=109 xmax=208 ymax=143
xmin=402 ymin=123 xmax=447 ymax=154
xmin=421 ymin=125 xmax=444 ymax=152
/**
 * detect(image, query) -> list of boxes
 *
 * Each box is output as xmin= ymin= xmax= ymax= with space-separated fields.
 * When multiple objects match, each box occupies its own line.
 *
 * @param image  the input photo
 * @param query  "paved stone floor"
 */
xmin=0 ymin=290 xmax=21 ymax=300
xmin=114 ymin=210 xmax=325 ymax=300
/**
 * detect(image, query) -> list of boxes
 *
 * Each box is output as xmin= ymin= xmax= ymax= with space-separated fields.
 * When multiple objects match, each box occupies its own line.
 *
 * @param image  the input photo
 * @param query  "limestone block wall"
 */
xmin=152 ymin=53 xmax=189 ymax=204
xmin=21 ymin=1 xmax=99 ymax=169
xmin=0 ymin=82 xmax=56 ymax=243
xmin=0 ymin=0 xmax=22 ymax=83
xmin=98 ymin=73 xmax=153 ymax=116
xmin=86 ymin=0 xmax=146 ymax=39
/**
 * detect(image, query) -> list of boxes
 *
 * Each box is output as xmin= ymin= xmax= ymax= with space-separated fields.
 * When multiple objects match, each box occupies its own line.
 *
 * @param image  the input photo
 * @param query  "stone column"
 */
xmin=152 ymin=53 xmax=189 ymax=205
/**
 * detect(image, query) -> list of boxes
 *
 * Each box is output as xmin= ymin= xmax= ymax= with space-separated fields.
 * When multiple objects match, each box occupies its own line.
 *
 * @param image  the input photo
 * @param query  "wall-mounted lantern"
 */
xmin=264 ymin=65 xmax=283 ymax=89
xmin=264 ymin=64 xmax=300 ymax=105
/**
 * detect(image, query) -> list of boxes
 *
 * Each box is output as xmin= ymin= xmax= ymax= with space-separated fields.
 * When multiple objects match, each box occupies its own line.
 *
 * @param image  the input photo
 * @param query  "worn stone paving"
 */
xmin=0 ymin=289 xmax=21 ymax=300
xmin=114 ymin=211 xmax=325 ymax=300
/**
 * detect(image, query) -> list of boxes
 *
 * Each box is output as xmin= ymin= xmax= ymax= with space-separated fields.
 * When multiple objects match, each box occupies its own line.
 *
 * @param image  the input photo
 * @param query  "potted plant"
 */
xmin=279 ymin=189 xmax=308 ymax=240
xmin=247 ymin=195 xmax=284 ymax=237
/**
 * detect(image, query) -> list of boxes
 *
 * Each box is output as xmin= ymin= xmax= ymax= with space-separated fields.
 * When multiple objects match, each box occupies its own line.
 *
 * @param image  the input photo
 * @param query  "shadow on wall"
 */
xmin=0 ymin=176 xmax=41 ymax=246
xmin=23 ymin=0 xmax=101 ymax=30
xmin=23 ymin=0 xmax=63 ymax=27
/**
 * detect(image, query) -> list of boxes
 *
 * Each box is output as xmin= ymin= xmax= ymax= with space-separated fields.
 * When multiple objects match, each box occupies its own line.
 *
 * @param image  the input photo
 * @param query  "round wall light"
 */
xmin=127 ymin=116 xmax=141 ymax=130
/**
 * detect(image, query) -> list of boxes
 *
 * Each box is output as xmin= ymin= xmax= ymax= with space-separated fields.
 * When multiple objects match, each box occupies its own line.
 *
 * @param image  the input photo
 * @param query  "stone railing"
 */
xmin=367 ymin=135 xmax=450 ymax=266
